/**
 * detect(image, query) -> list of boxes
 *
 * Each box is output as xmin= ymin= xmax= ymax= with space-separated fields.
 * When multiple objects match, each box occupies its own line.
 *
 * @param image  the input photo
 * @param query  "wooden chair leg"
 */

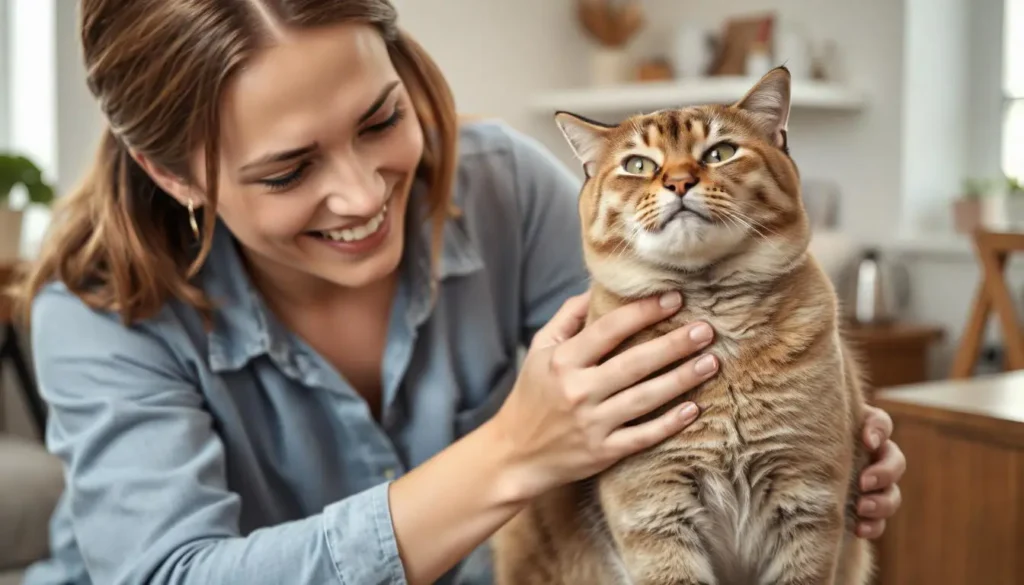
xmin=978 ymin=250 xmax=1024 ymax=370
xmin=951 ymin=281 xmax=991 ymax=379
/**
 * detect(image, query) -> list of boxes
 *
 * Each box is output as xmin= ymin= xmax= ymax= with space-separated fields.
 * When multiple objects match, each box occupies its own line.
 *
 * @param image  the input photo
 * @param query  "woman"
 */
xmin=13 ymin=1 xmax=905 ymax=584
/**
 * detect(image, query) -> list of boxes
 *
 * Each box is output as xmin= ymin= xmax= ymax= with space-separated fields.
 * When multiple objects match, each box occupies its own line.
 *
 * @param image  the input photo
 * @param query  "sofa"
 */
xmin=0 ymin=405 xmax=63 ymax=585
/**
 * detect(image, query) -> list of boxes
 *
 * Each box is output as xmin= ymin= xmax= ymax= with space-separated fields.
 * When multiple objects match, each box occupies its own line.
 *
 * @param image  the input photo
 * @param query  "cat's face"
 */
xmin=556 ymin=67 xmax=809 ymax=294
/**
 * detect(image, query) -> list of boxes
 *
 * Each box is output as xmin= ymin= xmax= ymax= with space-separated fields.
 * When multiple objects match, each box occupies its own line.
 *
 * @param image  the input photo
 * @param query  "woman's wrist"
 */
xmin=475 ymin=414 xmax=552 ymax=505
xmin=386 ymin=415 xmax=534 ymax=585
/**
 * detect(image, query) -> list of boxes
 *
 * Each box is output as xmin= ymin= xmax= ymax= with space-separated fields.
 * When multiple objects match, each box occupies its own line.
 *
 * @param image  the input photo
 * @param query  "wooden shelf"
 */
xmin=529 ymin=76 xmax=865 ymax=118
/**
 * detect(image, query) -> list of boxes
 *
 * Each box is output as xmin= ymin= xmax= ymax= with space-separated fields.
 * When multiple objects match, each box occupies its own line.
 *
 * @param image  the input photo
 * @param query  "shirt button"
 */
xmin=383 ymin=468 xmax=396 ymax=480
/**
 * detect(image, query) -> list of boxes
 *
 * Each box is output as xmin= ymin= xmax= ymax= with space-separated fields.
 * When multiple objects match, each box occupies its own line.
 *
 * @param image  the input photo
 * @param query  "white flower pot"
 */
xmin=981 ymin=194 xmax=1024 ymax=231
xmin=0 ymin=208 xmax=25 ymax=262
xmin=590 ymin=47 xmax=630 ymax=87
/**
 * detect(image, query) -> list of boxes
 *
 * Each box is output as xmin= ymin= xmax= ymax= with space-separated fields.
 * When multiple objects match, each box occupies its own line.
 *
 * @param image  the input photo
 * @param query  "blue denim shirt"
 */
xmin=23 ymin=120 xmax=589 ymax=585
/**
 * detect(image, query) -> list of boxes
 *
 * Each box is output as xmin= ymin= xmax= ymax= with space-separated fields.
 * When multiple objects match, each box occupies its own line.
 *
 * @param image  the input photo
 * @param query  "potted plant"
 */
xmin=0 ymin=154 xmax=55 ymax=262
xmin=974 ymin=174 xmax=1024 ymax=231
xmin=1004 ymin=175 xmax=1024 ymax=228
xmin=952 ymin=177 xmax=987 ymax=234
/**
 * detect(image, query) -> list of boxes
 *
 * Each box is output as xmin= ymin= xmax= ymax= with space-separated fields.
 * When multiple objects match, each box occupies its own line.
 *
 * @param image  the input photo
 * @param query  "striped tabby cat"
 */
xmin=491 ymin=67 xmax=873 ymax=585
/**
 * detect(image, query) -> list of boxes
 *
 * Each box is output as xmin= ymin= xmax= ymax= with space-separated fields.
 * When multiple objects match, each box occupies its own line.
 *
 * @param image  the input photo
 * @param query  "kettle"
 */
xmin=837 ymin=247 xmax=911 ymax=325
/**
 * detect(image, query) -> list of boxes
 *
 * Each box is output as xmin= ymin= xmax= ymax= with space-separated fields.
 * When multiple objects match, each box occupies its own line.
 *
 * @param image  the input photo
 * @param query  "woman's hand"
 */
xmin=490 ymin=290 xmax=719 ymax=501
xmin=855 ymin=405 xmax=907 ymax=539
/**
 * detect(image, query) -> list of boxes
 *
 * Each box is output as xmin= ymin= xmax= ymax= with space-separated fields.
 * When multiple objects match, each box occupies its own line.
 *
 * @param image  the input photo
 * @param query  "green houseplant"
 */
xmin=0 ymin=153 xmax=55 ymax=261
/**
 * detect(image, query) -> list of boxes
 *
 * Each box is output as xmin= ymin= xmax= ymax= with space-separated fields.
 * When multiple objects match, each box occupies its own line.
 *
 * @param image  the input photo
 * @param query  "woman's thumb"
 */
xmin=531 ymin=292 xmax=591 ymax=350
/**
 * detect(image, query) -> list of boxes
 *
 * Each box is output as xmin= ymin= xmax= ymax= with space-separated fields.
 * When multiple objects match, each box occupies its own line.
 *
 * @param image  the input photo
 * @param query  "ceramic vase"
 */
xmin=590 ymin=47 xmax=630 ymax=86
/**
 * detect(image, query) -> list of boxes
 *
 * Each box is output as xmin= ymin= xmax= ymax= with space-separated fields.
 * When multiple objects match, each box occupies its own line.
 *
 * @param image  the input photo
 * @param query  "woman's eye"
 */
xmin=703 ymin=142 xmax=738 ymax=164
xmin=362 ymin=104 xmax=407 ymax=135
xmin=622 ymin=155 xmax=658 ymax=176
xmin=258 ymin=161 xmax=311 ymax=192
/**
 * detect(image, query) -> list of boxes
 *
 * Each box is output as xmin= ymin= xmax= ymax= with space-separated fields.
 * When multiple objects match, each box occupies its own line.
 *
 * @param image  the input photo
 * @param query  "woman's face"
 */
xmin=166 ymin=22 xmax=425 ymax=294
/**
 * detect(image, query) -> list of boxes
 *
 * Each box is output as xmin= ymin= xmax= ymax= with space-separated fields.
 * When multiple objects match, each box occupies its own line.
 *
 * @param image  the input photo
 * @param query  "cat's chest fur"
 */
xmin=587 ymin=268 xmax=856 ymax=582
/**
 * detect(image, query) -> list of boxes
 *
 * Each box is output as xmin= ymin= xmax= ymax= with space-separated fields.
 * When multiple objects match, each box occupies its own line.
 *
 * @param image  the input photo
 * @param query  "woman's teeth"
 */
xmin=319 ymin=205 xmax=387 ymax=242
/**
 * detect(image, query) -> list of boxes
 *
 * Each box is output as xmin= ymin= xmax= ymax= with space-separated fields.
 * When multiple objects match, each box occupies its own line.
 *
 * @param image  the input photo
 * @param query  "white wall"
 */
xmin=55 ymin=2 xmax=104 ymax=197
xmin=0 ymin=0 xmax=9 ymax=150
xmin=398 ymin=0 xmax=591 ymax=168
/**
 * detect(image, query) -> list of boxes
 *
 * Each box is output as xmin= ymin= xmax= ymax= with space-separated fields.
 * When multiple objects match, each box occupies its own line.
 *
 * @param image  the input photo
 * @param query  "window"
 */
xmin=1003 ymin=0 xmax=1024 ymax=180
xmin=0 ymin=0 xmax=9 ymax=149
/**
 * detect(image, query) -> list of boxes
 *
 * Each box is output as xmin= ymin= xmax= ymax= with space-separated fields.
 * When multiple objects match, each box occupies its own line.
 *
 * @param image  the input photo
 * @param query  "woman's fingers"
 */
xmin=594 ymin=350 xmax=718 ymax=427
xmin=857 ymin=483 xmax=902 ymax=521
xmin=602 ymin=400 xmax=701 ymax=459
xmin=861 ymin=404 xmax=894 ymax=451
xmin=589 ymin=320 xmax=715 ymax=401
xmin=530 ymin=291 xmax=592 ymax=350
xmin=860 ymin=439 xmax=906 ymax=493
xmin=554 ymin=291 xmax=683 ymax=368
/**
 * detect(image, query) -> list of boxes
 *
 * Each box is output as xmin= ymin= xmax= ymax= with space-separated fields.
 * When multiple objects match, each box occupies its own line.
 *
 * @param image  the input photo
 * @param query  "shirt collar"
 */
xmin=201 ymin=180 xmax=484 ymax=373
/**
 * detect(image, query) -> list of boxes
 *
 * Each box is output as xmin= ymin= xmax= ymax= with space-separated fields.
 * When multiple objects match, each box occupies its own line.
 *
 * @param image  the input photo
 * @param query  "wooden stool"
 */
xmin=0 ymin=262 xmax=47 ymax=433
xmin=950 ymin=230 xmax=1024 ymax=379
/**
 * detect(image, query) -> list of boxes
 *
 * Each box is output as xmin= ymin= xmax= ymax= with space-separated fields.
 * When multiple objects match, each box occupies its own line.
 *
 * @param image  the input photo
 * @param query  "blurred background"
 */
xmin=1 ymin=1 xmax=1022 ymax=584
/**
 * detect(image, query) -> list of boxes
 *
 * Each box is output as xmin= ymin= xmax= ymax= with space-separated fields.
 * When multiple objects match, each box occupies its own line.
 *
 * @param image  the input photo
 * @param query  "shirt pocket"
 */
xmin=454 ymin=363 xmax=517 ymax=438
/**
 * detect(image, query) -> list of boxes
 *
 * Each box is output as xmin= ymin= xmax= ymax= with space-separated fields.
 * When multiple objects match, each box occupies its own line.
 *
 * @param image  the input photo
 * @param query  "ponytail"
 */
xmin=10 ymin=127 xmax=214 ymax=326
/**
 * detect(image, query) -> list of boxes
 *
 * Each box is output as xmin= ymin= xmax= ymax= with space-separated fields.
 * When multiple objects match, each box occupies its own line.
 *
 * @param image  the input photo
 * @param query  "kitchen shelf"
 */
xmin=529 ymin=76 xmax=865 ymax=118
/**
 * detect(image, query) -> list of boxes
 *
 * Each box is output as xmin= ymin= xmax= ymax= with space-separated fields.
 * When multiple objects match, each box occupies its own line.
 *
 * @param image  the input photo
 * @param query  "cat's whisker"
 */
xmin=730 ymin=209 xmax=783 ymax=240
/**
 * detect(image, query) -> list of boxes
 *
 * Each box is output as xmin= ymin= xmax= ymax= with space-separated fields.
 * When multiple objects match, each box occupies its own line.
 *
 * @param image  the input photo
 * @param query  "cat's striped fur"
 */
xmin=491 ymin=67 xmax=874 ymax=585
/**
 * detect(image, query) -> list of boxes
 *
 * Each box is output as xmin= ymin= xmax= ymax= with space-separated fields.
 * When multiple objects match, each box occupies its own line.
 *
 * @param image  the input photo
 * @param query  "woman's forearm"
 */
xmin=388 ymin=417 xmax=528 ymax=585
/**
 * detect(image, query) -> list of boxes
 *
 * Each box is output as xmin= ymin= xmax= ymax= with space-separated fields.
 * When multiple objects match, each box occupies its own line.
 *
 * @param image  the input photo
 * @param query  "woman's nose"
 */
xmin=323 ymin=159 xmax=386 ymax=216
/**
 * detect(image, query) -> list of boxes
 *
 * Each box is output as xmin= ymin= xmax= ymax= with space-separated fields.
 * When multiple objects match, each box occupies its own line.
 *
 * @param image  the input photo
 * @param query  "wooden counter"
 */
xmin=873 ymin=371 xmax=1024 ymax=585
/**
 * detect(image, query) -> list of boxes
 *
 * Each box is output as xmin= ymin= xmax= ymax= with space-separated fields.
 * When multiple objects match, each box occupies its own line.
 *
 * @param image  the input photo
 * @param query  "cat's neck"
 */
xmin=588 ymin=251 xmax=835 ymax=347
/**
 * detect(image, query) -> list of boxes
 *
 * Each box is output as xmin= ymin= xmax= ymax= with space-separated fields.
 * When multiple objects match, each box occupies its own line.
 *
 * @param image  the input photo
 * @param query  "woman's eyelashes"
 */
xmin=259 ymin=160 xmax=312 ymax=192
xmin=361 ymin=103 xmax=406 ymax=136
xmin=256 ymin=105 xmax=407 ymax=193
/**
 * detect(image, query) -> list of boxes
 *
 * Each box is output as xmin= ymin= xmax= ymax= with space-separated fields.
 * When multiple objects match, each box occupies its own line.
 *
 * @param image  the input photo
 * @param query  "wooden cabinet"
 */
xmin=843 ymin=321 xmax=944 ymax=395
xmin=872 ymin=372 xmax=1024 ymax=585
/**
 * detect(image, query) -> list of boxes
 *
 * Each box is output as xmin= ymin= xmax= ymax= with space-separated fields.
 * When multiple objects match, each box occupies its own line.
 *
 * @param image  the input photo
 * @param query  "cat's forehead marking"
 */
xmin=642 ymin=122 xmax=662 ymax=148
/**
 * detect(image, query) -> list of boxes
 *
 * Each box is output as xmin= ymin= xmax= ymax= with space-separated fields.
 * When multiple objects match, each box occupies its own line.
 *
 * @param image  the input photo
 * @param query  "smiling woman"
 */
xmin=6 ymin=1 xmax=907 ymax=585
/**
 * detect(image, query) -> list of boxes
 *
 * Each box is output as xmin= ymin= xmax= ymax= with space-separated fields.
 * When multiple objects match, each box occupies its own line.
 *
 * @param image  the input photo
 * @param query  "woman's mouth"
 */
xmin=311 ymin=203 xmax=388 ymax=242
xmin=305 ymin=203 xmax=393 ymax=256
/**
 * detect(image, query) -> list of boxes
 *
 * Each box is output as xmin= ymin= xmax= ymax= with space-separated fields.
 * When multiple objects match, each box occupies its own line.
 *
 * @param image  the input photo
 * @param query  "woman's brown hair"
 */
xmin=10 ymin=0 xmax=457 ymax=326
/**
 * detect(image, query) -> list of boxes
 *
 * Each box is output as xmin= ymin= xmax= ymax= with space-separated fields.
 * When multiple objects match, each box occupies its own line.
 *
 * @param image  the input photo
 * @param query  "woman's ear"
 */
xmin=129 ymin=149 xmax=204 ymax=208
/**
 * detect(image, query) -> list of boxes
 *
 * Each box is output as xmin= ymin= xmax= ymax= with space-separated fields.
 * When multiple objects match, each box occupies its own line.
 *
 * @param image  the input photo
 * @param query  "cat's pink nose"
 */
xmin=664 ymin=174 xmax=698 ymax=195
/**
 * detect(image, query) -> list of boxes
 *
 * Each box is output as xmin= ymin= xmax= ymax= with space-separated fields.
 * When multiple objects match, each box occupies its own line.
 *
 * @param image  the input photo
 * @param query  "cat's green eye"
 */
xmin=622 ymin=155 xmax=658 ymax=176
xmin=702 ymin=143 xmax=738 ymax=164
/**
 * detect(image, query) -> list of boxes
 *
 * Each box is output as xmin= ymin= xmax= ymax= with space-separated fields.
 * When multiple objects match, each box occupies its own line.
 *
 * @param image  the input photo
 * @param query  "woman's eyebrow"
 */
xmin=239 ymin=144 xmax=318 ymax=174
xmin=358 ymin=80 xmax=401 ymax=124
xmin=238 ymin=81 xmax=402 ymax=174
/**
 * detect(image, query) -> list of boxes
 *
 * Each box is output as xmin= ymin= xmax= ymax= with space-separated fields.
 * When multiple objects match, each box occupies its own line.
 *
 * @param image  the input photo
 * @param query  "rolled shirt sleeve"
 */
xmin=30 ymin=284 xmax=406 ymax=585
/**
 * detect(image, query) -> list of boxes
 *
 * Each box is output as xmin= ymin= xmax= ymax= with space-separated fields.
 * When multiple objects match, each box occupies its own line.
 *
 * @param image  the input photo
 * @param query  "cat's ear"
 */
xmin=734 ymin=66 xmax=792 ymax=152
xmin=554 ymin=111 xmax=613 ymax=178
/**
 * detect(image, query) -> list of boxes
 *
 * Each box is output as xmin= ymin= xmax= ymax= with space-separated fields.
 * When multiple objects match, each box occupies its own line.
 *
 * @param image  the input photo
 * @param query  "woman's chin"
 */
xmin=306 ymin=235 xmax=405 ymax=290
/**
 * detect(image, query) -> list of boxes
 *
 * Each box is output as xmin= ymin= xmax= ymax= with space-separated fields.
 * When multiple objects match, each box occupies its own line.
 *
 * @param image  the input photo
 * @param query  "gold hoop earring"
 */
xmin=187 ymin=199 xmax=200 ymax=240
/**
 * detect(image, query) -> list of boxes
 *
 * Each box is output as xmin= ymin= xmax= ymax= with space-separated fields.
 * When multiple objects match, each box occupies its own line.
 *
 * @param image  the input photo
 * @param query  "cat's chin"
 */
xmin=632 ymin=217 xmax=748 ymax=271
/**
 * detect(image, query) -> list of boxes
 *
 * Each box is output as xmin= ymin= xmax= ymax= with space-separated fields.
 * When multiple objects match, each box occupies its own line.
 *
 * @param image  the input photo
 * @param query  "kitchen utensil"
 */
xmin=837 ymin=247 xmax=911 ymax=325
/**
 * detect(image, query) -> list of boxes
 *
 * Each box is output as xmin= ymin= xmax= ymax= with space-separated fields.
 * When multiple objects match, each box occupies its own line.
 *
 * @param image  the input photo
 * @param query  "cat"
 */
xmin=491 ymin=66 xmax=874 ymax=585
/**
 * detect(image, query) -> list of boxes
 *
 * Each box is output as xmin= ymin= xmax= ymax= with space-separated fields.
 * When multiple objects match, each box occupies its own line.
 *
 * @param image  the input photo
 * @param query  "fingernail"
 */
xmin=689 ymin=322 xmax=713 ymax=343
xmin=859 ymin=499 xmax=877 ymax=515
xmin=659 ymin=291 xmax=682 ymax=309
xmin=862 ymin=475 xmax=878 ymax=491
xmin=694 ymin=354 xmax=718 ymax=375
xmin=868 ymin=431 xmax=883 ymax=450
xmin=678 ymin=402 xmax=699 ymax=421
